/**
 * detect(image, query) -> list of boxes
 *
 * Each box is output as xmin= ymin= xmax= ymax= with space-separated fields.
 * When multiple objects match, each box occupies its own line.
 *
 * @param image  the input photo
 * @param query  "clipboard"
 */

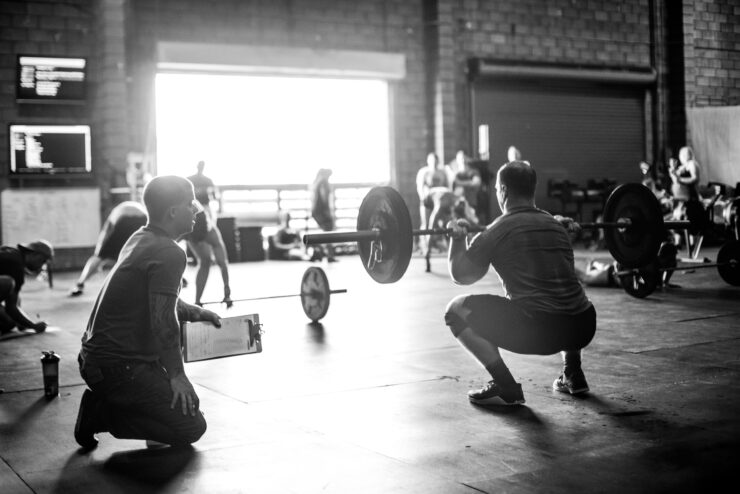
xmin=182 ymin=314 xmax=262 ymax=363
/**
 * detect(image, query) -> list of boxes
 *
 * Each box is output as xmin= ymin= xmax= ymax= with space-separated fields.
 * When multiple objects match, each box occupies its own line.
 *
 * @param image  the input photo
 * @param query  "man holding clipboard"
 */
xmin=74 ymin=176 xmax=222 ymax=451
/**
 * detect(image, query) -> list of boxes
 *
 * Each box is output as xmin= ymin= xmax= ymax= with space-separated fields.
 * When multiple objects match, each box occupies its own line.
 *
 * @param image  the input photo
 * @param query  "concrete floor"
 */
xmin=1 ymin=246 xmax=739 ymax=493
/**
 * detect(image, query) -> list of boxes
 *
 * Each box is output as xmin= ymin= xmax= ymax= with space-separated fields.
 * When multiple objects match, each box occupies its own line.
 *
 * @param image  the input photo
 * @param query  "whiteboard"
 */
xmin=1 ymin=188 xmax=100 ymax=248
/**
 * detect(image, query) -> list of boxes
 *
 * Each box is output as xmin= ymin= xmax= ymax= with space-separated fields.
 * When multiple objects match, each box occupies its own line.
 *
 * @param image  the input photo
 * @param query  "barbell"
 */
xmin=615 ymin=240 xmax=740 ymax=299
xmin=201 ymin=266 xmax=346 ymax=323
xmin=304 ymin=183 xmax=693 ymax=284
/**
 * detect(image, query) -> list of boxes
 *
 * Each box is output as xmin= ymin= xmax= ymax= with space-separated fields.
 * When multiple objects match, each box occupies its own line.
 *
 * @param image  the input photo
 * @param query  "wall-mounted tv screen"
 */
xmin=9 ymin=125 xmax=92 ymax=176
xmin=16 ymin=56 xmax=87 ymax=104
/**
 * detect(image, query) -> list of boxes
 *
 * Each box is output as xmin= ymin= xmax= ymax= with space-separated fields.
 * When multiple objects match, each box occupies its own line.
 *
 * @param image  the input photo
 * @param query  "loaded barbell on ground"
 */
xmin=200 ymin=266 xmax=346 ymax=323
xmin=303 ymin=184 xmax=694 ymax=284
xmin=615 ymin=240 xmax=740 ymax=299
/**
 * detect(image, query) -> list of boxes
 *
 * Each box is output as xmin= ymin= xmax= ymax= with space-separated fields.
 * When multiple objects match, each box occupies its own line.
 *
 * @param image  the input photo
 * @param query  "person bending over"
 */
xmin=445 ymin=161 xmax=596 ymax=406
xmin=70 ymin=201 xmax=147 ymax=296
xmin=0 ymin=240 xmax=54 ymax=335
xmin=186 ymin=161 xmax=232 ymax=306
xmin=74 ymin=175 xmax=221 ymax=451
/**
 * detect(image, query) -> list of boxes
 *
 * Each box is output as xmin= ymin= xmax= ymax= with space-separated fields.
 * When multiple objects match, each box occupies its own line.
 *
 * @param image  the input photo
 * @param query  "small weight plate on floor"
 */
xmin=616 ymin=261 xmax=660 ymax=299
xmin=300 ymin=266 xmax=331 ymax=322
xmin=716 ymin=240 xmax=740 ymax=287
xmin=356 ymin=186 xmax=413 ymax=284
xmin=602 ymin=183 xmax=664 ymax=269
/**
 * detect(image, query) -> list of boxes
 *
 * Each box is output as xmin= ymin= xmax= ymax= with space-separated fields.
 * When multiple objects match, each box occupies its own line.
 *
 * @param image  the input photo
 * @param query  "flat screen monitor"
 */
xmin=16 ymin=55 xmax=87 ymax=104
xmin=9 ymin=124 xmax=92 ymax=176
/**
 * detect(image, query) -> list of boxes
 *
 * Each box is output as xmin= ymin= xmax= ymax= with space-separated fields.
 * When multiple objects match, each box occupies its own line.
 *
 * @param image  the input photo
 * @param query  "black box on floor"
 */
xmin=238 ymin=227 xmax=265 ymax=262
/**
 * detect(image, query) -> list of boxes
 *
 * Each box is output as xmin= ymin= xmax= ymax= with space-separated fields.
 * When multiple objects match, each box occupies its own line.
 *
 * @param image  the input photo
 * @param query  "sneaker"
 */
xmin=74 ymin=389 xmax=100 ymax=451
xmin=468 ymin=380 xmax=525 ymax=406
xmin=69 ymin=284 xmax=84 ymax=297
xmin=553 ymin=370 xmax=589 ymax=395
xmin=145 ymin=439 xmax=169 ymax=449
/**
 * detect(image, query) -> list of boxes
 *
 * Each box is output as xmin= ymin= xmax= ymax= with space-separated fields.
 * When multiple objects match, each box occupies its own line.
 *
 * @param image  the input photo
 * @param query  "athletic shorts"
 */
xmin=445 ymin=294 xmax=596 ymax=355
xmin=97 ymin=215 xmax=147 ymax=260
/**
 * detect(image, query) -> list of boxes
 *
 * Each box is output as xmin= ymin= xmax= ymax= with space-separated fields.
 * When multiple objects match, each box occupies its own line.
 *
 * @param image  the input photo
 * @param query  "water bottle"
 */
xmin=40 ymin=351 xmax=60 ymax=399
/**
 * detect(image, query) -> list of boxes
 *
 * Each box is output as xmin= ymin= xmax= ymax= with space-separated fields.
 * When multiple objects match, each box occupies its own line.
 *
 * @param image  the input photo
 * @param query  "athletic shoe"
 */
xmin=145 ymin=439 xmax=169 ymax=449
xmin=69 ymin=284 xmax=84 ymax=297
xmin=74 ymin=389 xmax=100 ymax=451
xmin=553 ymin=370 xmax=589 ymax=395
xmin=468 ymin=380 xmax=525 ymax=405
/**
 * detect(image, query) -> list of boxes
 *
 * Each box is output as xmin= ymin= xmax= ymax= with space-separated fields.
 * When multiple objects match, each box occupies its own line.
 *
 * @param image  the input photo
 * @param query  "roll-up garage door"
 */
xmin=471 ymin=77 xmax=648 ymax=214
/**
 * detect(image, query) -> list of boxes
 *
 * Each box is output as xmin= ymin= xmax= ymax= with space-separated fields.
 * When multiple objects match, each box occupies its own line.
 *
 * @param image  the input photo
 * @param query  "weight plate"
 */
xmin=602 ymin=183 xmax=664 ymax=269
xmin=356 ymin=186 xmax=413 ymax=284
xmin=300 ymin=266 xmax=331 ymax=322
xmin=716 ymin=240 xmax=740 ymax=287
xmin=616 ymin=261 xmax=660 ymax=299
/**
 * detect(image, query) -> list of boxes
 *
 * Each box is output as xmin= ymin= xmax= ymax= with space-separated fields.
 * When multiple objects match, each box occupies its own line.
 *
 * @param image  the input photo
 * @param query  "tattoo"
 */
xmin=150 ymin=293 xmax=181 ymax=351
xmin=176 ymin=298 xmax=201 ymax=322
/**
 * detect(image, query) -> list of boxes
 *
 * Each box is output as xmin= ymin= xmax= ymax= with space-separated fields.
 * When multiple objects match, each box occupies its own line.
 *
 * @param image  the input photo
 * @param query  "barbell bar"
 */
xmin=303 ymin=183 xmax=701 ymax=284
xmin=200 ymin=266 xmax=346 ymax=323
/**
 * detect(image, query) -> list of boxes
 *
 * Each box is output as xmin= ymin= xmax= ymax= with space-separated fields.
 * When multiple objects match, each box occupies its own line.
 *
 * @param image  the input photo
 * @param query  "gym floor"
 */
xmin=1 ymin=246 xmax=738 ymax=493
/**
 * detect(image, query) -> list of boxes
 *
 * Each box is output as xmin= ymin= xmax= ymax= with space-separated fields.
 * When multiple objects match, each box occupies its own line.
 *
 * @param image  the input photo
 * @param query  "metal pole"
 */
xmin=201 ymin=289 xmax=348 ymax=306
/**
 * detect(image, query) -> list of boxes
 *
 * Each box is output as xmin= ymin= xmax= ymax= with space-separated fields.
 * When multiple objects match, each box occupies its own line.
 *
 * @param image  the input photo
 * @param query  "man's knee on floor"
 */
xmin=176 ymin=413 xmax=207 ymax=445
xmin=444 ymin=295 xmax=469 ymax=337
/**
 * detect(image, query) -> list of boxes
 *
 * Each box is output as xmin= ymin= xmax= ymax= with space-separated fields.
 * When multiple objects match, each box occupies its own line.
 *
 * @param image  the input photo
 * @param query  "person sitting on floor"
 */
xmin=268 ymin=211 xmax=314 ymax=261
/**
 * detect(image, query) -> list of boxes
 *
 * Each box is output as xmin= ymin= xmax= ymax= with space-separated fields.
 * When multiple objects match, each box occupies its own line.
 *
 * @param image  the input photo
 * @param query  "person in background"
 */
xmin=74 ymin=176 xmax=221 ymax=452
xmin=186 ymin=161 xmax=232 ymax=307
xmin=269 ymin=211 xmax=314 ymax=261
xmin=507 ymin=146 xmax=522 ymax=163
xmin=70 ymin=201 xmax=148 ymax=297
xmin=310 ymin=168 xmax=338 ymax=262
xmin=0 ymin=240 xmax=54 ymax=335
xmin=668 ymin=147 xmax=703 ymax=252
xmin=417 ymin=152 xmax=453 ymax=253
xmin=452 ymin=150 xmax=483 ymax=223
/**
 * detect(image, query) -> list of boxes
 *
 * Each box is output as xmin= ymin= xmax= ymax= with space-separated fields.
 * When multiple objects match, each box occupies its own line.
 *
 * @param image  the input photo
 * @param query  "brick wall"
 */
xmin=683 ymin=0 xmax=740 ymax=109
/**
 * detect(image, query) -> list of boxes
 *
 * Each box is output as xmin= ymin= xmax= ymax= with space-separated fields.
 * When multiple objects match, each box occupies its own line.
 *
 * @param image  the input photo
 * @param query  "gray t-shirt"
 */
xmin=467 ymin=206 xmax=591 ymax=315
xmin=81 ymin=225 xmax=185 ymax=365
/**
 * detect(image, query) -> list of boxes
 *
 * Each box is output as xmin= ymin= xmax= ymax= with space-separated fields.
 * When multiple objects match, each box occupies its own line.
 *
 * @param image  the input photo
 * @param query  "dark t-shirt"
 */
xmin=81 ymin=225 xmax=186 ymax=365
xmin=467 ymin=206 xmax=591 ymax=314
xmin=188 ymin=173 xmax=215 ymax=206
xmin=0 ymin=246 xmax=25 ymax=295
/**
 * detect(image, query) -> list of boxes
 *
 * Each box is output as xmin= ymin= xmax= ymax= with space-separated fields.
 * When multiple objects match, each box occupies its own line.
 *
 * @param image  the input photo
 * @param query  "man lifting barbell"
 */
xmin=445 ymin=161 xmax=596 ymax=405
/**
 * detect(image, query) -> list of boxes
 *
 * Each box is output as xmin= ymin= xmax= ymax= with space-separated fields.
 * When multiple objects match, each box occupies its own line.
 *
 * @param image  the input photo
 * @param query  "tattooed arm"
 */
xmin=176 ymin=298 xmax=221 ymax=327
xmin=150 ymin=292 xmax=198 ymax=415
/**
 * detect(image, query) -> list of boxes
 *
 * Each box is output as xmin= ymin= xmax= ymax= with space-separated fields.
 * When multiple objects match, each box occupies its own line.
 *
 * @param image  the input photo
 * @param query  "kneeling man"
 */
xmin=75 ymin=176 xmax=221 ymax=450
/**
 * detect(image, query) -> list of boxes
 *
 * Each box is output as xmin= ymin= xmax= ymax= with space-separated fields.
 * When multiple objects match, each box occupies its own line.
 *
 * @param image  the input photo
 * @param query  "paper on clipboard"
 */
xmin=182 ymin=314 xmax=262 ymax=362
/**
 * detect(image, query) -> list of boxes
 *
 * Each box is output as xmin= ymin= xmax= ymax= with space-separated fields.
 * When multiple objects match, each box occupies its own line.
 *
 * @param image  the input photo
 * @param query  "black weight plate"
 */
xmin=300 ymin=266 xmax=331 ymax=322
xmin=602 ymin=183 xmax=664 ymax=269
xmin=357 ymin=186 xmax=413 ymax=284
xmin=616 ymin=261 xmax=660 ymax=299
xmin=716 ymin=240 xmax=740 ymax=287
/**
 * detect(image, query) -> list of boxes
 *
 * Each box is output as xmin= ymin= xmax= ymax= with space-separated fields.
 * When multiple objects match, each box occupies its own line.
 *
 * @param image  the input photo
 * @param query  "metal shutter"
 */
xmin=472 ymin=79 xmax=647 ymax=215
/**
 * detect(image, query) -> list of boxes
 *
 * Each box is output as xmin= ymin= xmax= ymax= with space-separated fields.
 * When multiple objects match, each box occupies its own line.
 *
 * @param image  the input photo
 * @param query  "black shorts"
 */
xmin=97 ymin=215 xmax=146 ymax=260
xmin=447 ymin=294 xmax=596 ymax=355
